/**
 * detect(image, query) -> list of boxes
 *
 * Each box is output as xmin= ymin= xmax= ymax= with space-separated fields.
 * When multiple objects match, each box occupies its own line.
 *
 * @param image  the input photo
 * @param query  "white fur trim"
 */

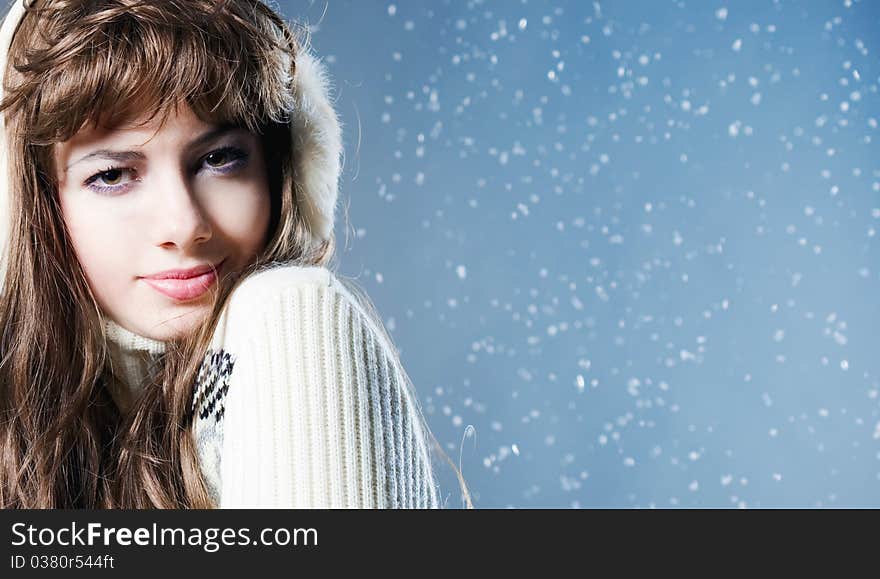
xmin=289 ymin=48 xmax=343 ymax=245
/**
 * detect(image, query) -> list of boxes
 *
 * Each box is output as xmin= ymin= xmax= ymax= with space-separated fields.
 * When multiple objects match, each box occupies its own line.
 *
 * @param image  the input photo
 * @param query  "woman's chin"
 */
xmin=137 ymin=306 xmax=213 ymax=342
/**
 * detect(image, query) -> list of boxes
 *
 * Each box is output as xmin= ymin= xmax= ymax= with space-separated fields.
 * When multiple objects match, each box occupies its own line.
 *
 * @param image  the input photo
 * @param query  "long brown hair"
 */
xmin=0 ymin=0 xmax=471 ymax=508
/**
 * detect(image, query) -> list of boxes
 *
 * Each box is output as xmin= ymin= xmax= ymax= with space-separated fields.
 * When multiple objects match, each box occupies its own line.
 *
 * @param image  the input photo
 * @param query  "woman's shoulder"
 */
xmin=195 ymin=263 xmax=440 ymax=507
xmin=217 ymin=263 xmax=394 ymax=354
xmin=233 ymin=263 xmax=334 ymax=299
xmin=221 ymin=263 xmax=332 ymax=323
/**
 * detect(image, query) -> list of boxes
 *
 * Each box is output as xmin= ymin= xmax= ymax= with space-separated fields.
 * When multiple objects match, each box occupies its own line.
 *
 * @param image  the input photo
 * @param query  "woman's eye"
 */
xmin=99 ymin=169 xmax=124 ymax=185
xmin=205 ymin=151 xmax=230 ymax=167
xmin=84 ymin=167 xmax=135 ymax=194
xmin=202 ymin=146 xmax=248 ymax=172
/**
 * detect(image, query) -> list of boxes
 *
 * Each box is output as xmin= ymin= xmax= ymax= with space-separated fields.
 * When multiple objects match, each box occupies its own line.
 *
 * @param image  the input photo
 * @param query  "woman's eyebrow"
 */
xmin=66 ymin=150 xmax=146 ymax=172
xmin=65 ymin=125 xmax=244 ymax=172
xmin=184 ymin=125 xmax=244 ymax=153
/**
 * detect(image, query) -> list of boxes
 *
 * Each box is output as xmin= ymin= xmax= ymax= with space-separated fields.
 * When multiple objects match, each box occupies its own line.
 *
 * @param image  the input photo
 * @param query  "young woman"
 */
xmin=0 ymin=0 xmax=470 ymax=508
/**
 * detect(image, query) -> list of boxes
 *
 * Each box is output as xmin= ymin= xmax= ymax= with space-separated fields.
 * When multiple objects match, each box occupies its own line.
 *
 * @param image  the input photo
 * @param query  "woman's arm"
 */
xmin=213 ymin=266 xmax=441 ymax=508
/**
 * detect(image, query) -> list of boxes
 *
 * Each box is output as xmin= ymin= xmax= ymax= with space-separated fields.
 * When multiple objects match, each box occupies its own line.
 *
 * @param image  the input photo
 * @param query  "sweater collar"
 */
xmin=104 ymin=318 xmax=167 ymax=356
xmin=103 ymin=319 xmax=167 ymax=412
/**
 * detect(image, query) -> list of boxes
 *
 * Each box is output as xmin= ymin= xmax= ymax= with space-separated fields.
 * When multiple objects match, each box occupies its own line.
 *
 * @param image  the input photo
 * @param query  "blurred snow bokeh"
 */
xmin=281 ymin=0 xmax=880 ymax=508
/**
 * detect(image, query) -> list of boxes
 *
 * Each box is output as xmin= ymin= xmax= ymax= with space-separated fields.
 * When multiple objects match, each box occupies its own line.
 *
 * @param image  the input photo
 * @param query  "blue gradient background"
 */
xmin=277 ymin=0 xmax=880 ymax=508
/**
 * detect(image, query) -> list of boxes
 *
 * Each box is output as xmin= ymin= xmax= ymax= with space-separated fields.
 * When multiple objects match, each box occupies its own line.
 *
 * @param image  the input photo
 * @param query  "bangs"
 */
xmin=2 ymin=0 xmax=297 ymax=144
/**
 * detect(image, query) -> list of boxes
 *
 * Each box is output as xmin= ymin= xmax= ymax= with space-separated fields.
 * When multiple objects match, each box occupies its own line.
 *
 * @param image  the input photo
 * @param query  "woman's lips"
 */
xmin=142 ymin=261 xmax=223 ymax=302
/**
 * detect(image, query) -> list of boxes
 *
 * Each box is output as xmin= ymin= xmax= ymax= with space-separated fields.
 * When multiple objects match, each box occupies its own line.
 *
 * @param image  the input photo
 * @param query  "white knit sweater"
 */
xmin=104 ymin=264 xmax=441 ymax=508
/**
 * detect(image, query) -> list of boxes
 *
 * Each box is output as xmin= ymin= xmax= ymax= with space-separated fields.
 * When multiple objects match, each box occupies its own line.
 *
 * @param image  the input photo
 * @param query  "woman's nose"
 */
xmin=152 ymin=170 xmax=212 ymax=251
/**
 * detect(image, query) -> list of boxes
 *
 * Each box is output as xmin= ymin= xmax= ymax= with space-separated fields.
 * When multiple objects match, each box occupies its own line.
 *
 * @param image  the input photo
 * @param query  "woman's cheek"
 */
xmin=207 ymin=185 xmax=271 ymax=252
xmin=62 ymin=197 xmax=136 ymax=295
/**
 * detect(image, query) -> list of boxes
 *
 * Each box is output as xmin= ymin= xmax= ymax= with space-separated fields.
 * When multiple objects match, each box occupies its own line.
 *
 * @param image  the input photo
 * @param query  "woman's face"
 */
xmin=54 ymin=104 xmax=272 ymax=341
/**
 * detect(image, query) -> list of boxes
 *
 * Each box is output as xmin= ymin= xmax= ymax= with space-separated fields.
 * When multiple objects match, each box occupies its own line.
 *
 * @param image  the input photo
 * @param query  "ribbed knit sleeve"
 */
xmin=212 ymin=266 xmax=441 ymax=508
